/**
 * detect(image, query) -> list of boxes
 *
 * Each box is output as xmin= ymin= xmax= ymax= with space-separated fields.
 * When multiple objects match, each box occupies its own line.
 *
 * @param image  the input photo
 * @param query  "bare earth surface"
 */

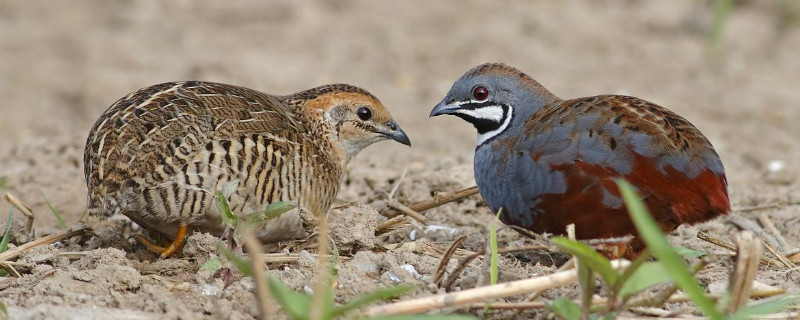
xmin=1 ymin=1 xmax=799 ymax=319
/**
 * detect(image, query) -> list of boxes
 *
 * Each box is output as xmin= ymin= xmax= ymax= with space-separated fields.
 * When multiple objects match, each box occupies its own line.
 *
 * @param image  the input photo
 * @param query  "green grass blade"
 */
xmin=673 ymin=246 xmax=707 ymax=258
xmin=728 ymin=295 xmax=800 ymax=320
xmin=217 ymin=245 xmax=252 ymax=276
xmin=40 ymin=191 xmax=67 ymax=228
xmin=576 ymin=255 xmax=595 ymax=317
xmin=616 ymin=179 xmax=723 ymax=320
xmin=200 ymin=258 xmax=222 ymax=273
xmin=241 ymin=201 xmax=295 ymax=228
xmin=551 ymin=237 xmax=618 ymax=285
xmin=267 ymin=276 xmax=311 ymax=320
xmin=214 ymin=191 xmax=237 ymax=228
xmin=489 ymin=208 xmax=502 ymax=285
xmin=0 ymin=176 xmax=7 ymax=191
xmin=1 ymin=209 xmax=12 ymax=253
xmin=618 ymin=261 xmax=671 ymax=299
xmin=329 ymin=284 xmax=415 ymax=318
xmin=709 ymin=0 xmax=734 ymax=54
xmin=550 ymin=297 xmax=582 ymax=320
xmin=0 ymin=300 xmax=8 ymax=320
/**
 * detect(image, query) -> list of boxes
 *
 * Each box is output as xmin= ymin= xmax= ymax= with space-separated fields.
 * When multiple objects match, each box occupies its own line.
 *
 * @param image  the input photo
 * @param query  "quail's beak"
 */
xmin=383 ymin=120 xmax=411 ymax=146
xmin=429 ymin=100 xmax=460 ymax=117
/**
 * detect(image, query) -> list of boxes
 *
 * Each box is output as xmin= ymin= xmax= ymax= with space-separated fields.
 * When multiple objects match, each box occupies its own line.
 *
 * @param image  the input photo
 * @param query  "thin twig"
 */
xmin=0 ymin=227 xmax=90 ymax=262
xmin=498 ymin=244 xmax=551 ymax=254
xmin=388 ymin=169 xmax=408 ymax=200
xmin=243 ymin=232 xmax=271 ymax=319
xmin=763 ymin=241 xmax=795 ymax=269
xmin=758 ymin=212 xmax=790 ymax=250
xmin=434 ymin=236 xmax=467 ymax=286
xmin=375 ymin=215 xmax=410 ymax=237
xmin=733 ymin=203 xmax=781 ymax=213
xmin=0 ymin=262 xmax=21 ymax=277
xmin=443 ymin=252 xmax=481 ymax=291
xmin=309 ymin=214 xmax=331 ymax=320
xmin=369 ymin=260 xmax=631 ymax=316
xmin=386 ymin=200 xmax=428 ymax=225
xmin=57 ymin=251 xmax=89 ymax=259
xmin=383 ymin=186 xmax=480 ymax=218
xmin=696 ymin=231 xmax=782 ymax=267
xmin=727 ymin=215 xmax=782 ymax=250
xmin=383 ymin=169 xmax=428 ymax=224
xmin=4 ymin=193 xmax=34 ymax=235
xmin=256 ymin=253 xmax=351 ymax=264
xmin=463 ymin=287 xmax=786 ymax=311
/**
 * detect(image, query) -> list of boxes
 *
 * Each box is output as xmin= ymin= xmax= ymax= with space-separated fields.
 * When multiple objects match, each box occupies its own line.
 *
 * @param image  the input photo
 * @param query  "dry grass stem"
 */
xmin=758 ymin=212 xmax=790 ymax=250
xmin=733 ymin=203 xmax=781 ymax=213
xmin=0 ymin=227 xmax=90 ymax=262
xmin=57 ymin=251 xmax=90 ymax=259
xmin=387 ymin=168 xmax=408 ymax=200
xmin=0 ymin=262 xmax=22 ymax=277
xmin=444 ymin=253 xmax=480 ymax=291
xmin=566 ymin=223 xmax=576 ymax=240
xmin=697 ymin=231 xmax=783 ymax=267
xmin=433 ymin=236 xmax=467 ymax=285
xmin=726 ymin=231 xmax=761 ymax=314
xmin=783 ymin=247 xmax=800 ymax=257
xmin=462 ymin=287 xmax=787 ymax=311
xmin=727 ymin=215 xmax=782 ymax=249
xmin=497 ymin=244 xmax=551 ymax=254
xmin=375 ymin=215 xmax=410 ymax=237
xmin=625 ymin=284 xmax=680 ymax=310
xmin=788 ymin=250 xmax=800 ymax=264
xmin=384 ymin=240 xmax=477 ymax=259
xmin=385 ymin=200 xmax=428 ymax=225
xmin=383 ymin=186 xmax=480 ymax=218
xmin=243 ymin=231 xmax=271 ymax=319
xmin=383 ymin=169 xmax=428 ymax=224
xmin=763 ymin=241 xmax=795 ymax=269
xmin=4 ymin=193 xmax=35 ymax=234
xmin=368 ymin=260 xmax=631 ymax=316
xmin=255 ymin=253 xmax=351 ymax=265
xmin=309 ymin=215 xmax=331 ymax=320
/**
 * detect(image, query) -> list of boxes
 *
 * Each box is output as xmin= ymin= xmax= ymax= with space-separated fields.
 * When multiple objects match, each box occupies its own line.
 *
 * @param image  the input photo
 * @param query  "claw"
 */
xmin=135 ymin=223 xmax=188 ymax=259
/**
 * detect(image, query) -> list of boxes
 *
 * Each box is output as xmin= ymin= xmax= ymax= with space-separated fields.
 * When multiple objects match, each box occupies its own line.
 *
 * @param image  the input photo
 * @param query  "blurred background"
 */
xmin=0 ymin=0 xmax=799 ymax=229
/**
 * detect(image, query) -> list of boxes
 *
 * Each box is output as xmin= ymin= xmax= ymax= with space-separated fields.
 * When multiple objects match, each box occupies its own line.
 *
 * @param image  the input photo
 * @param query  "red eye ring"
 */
xmin=472 ymin=86 xmax=489 ymax=101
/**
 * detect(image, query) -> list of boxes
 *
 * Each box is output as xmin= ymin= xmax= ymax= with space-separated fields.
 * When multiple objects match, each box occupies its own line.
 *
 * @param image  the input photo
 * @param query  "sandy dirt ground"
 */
xmin=1 ymin=1 xmax=799 ymax=319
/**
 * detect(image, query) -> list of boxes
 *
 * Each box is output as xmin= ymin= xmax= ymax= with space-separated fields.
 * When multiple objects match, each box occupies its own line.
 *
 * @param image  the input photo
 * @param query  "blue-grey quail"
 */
xmin=430 ymin=63 xmax=729 ymax=257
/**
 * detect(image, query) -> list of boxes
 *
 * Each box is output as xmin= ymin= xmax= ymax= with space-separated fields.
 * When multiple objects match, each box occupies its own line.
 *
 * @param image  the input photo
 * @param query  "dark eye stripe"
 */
xmin=461 ymin=101 xmax=498 ymax=110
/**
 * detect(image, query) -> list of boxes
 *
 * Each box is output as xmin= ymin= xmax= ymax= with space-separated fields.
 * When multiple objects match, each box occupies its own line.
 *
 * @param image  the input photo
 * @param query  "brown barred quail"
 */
xmin=84 ymin=81 xmax=410 ymax=257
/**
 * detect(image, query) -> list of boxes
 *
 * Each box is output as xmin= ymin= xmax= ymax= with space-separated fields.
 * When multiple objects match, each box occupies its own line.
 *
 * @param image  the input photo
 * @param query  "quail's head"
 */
xmin=299 ymin=85 xmax=410 ymax=160
xmin=430 ymin=63 xmax=560 ymax=145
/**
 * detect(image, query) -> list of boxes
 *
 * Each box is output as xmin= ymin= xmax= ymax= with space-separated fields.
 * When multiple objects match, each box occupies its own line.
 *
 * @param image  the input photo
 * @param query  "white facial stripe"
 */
xmin=453 ymin=105 xmax=504 ymax=122
xmin=452 ymin=99 xmax=487 ymax=106
xmin=476 ymin=106 xmax=513 ymax=146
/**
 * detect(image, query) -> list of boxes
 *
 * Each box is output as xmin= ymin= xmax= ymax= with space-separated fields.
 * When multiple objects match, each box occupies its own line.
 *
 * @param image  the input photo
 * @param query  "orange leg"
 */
xmin=135 ymin=223 xmax=188 ymax=259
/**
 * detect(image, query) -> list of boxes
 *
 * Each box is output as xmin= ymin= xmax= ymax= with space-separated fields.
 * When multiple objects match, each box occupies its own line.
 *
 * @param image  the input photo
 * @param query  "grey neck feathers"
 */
xmin=478 ymin=81 xmax=560 ymax=146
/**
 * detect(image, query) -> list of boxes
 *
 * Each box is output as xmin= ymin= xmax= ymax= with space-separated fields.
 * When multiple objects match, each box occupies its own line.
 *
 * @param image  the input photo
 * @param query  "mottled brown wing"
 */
xmin=84 ymin=81 xmax=303 ymax=220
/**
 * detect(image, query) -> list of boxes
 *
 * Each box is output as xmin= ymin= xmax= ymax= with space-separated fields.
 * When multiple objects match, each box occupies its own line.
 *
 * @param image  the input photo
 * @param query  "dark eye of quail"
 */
xmin=357 ymin=107 xmax=372 ymax=121
xmin=473 ymin=86 xmax=489 ymax=101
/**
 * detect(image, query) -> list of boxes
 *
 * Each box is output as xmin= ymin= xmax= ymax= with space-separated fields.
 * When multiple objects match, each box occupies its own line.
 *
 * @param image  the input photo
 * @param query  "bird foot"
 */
xmin=135 ymin=223 xmax=188 ymax=259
